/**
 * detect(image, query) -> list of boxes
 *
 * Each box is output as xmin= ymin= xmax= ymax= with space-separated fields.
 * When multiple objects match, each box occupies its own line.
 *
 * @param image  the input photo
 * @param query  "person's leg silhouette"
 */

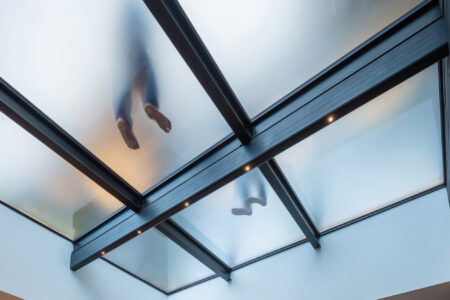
xmin=115 ymin=86 xmax=139 ymax=149
xmin=245 ymin=173 xmax=267 ymax=207
xmin=232 ymin=173 xmax=252 ymax=216
xmin=138 ymin=64 xmax=171 ymax=133
xmin=231 ymin=171 xmax=267 ymax=216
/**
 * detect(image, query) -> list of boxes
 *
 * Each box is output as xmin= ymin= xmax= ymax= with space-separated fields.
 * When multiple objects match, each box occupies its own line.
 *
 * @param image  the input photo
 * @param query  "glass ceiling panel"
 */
xmin=276 ymin=64 xmax=443 ymax=232
xmin=180 ymin=0 xmax=422 ymax=118
xmin=104 ymin=228 xmax=214 ymax=293
xmin=0 ymin=0 xmax=230 ymax=193
xmin=171 ymin=168 xmax=305 ymax=267
xmin=0 ymin=114 xmax=122 ymax=240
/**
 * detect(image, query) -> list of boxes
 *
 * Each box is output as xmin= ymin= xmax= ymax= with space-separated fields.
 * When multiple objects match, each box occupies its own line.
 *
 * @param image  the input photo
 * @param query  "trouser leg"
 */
xmin=114 ymin=86 xmax=133 ymax=126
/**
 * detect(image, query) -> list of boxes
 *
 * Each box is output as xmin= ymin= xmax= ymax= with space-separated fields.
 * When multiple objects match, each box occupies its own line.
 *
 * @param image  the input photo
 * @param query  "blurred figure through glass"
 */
xmin=114 ymin=4 xmax=171 ymax=149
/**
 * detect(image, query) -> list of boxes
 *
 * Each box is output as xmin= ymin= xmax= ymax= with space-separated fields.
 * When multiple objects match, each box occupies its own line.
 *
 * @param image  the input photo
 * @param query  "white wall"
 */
xmin=0 ymin=204 xmax=166 ymax=300
xmin=169 ymin=188 xmax=450 ymax=300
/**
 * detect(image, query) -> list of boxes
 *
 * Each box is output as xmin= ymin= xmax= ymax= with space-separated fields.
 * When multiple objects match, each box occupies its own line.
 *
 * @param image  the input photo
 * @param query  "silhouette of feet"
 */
xmin=232 ymin=201 xmax=252 ymax=216
xmin=144 ymin=103 xmax=172 ymax=133
xmin=231 ymin=207 xmax=252 ymax=216
xmin=117 ymin=118 xmax=139 ymax=150
xmin=245 ymin=196 xmax=267 ymax=207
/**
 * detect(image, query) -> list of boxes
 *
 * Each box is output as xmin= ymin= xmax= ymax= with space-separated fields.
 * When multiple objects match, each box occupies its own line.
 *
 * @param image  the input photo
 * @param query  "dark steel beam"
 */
xmin=0 ymin=81 xmax=226 ymax=272
xmin=440 ymin=59 xmax=450 ymax=207
xmin=439 ymin=0 xmax=450 ymax=206
xmin=71 ymin=211 xmax=233 ymax=281
xmin=439 ymin=0 xmax=450 ymax=39
xmin=259 ymin=159 xmax=320 ymax=249
xmin=156 ymin=220 xmax=231 ymax=281
xmin=253 ymin=0 xmax=440 ymax=129
xmin=142 ymin=0 xmax=253 ymax=144
xmin=0 ymin=79 xmax=142 ymax=212
xmin=71 ymin=3 xmax=448 ymax=270
xmin=141 ymin=0 xmax=441 ymax=204
xmin=171 ymin=184 xmax=445 ymax=295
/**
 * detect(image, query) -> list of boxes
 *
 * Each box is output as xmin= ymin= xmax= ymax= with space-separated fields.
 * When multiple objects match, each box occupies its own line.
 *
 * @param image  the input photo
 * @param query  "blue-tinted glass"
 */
xmin=105 ymin=228 xmax=214 ymax=293
xmin=276 ymin=64 xmax=443 ymax=231
xmin=172 ymin=168 xmax=305 ymax=267
xmin=180 ymin=0 xmax=422 ymax=117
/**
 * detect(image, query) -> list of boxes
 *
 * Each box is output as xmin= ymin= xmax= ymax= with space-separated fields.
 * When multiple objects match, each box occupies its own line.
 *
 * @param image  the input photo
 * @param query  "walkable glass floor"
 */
xmin=0 ymin=0 xmax=444 ymax=294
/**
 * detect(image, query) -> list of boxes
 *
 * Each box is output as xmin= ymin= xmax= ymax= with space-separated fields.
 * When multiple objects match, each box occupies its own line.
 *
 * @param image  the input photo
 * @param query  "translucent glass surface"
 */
xmin=104 ymin=228 xmax=214 ymax=293
xmin=180 ymin=0 xmax=422 ymax=117
xmin=0 ymin=0 xmax=230 ymax=192
xmin=276 ymin=64 xmax=443 ymax=232
xmin=0 ymin=114 xmax=122 ymax=239
xmin=171 ymin=169 xmax=305 ymax=267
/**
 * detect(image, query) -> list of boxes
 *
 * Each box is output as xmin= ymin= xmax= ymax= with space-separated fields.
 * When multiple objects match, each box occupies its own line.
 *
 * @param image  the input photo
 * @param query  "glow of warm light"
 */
xmin=244 ymin=165 xmax=251 ymax=172
xmin=101 ymin=251 xmax=106 ymax=255
xmin=137 ymin=230 xmax=142 ymax=235
xmin=184 ymin=202 xmax=189 ymax=207
xmin=327 ymin=115 xmax=334 ymax=123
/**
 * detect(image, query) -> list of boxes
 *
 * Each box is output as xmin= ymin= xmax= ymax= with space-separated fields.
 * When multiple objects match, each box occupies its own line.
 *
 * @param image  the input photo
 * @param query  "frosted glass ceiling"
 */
xmin=0 ymin=0 xmax=443 ymax=294
xmin=0 ymin=113 xmax=122 ymax=239
xmin=0 ymin=0 xmax=230 ymax=193
xmin=105 ymin=228 xmax=215 ymax=293
xmin=180 ymin=0 xmax=422 ymax=118
xmin=172 ymin=168 xmax=305 ymax=267
xmin=276 ymin=64 xmax=443 ymax=231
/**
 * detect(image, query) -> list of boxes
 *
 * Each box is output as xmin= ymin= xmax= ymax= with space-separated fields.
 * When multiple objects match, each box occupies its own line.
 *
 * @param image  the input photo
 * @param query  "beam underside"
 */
xmin=70 ymin=15 xmax=449 ymax=270
xmin=142 ymin=0 xmax=253 ymax=144
xmin=72 ymin=1 xmax=441 ymax=253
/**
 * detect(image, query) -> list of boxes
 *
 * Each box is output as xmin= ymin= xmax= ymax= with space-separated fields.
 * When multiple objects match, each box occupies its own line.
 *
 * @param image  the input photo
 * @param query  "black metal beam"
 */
xmin=259 ymin=159 xmax=320 ymax=249
xmin=142 ymin=0 xmax=253 ymax=144
xmin=169 ymin=184 xmax=445 ymax=295
xmin=156 ymin=220 xmax=231 ymax=281
xmin=71 ymin=214 xmax=233 ymax=281
xmin=71 ymin=2 xmax=448 ymax=270
xmin=253 ymin=0 xmax=440 ymax=129
xmin=137 ymin=0 xmax=442 ymax=204
xmin=0 ymin=79 xmax=225 ymax=275
xmin=440 ymin=59 xmax=450 ymax=207
xmin=0 ymin=79 xmax=142 ymax=212
xmin=439 ymin=0 xmax=450 ymax=206
xmin=439 ymin=0 xmax=450 ymax=40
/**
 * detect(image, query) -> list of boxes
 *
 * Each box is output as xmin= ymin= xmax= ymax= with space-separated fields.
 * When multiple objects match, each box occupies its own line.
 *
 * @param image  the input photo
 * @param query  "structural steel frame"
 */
xmin=0 ymin=0 xmax=448 ymax=294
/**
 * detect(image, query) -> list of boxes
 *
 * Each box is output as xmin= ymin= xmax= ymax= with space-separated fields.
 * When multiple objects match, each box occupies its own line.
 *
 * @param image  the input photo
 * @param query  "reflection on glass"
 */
xmin=171 ymin=168 xmax=305 ymax=267
xmin=0 ymin=115 xmax=122 ymax=239
xmin=276 ymin=64 xmax=443 ymax=232
xmin=0 ymin=0 xmax=230 ymax=192
xmin=104 ymin=228 xmax=214 ymax=293
xmin=180 ymin=0 xmax=422 ymax=117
